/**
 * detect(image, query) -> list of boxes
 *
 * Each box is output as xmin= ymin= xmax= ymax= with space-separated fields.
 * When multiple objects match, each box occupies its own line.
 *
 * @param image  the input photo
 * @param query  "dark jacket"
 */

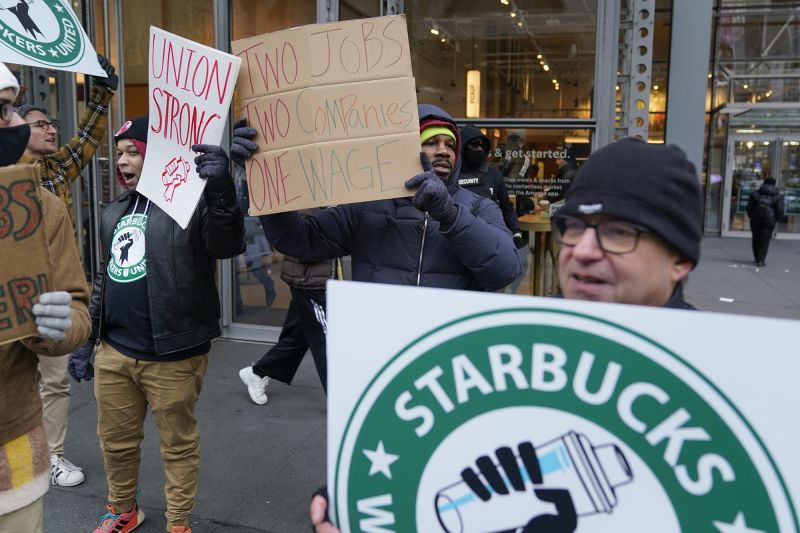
xmin=89 ymin=186 xmax=245 ymax=355
xmin=459 ymin=125 xmax=520 ymax=234
xmin=747 ymin=182 xmax=784 ymax=227
xmin=260 ymin=105 xmax=520 ymax=292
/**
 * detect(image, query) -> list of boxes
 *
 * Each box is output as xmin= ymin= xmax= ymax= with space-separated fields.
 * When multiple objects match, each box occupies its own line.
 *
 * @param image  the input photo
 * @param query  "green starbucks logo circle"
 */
xmin=0 ymin=0 xmax=86 ymax=67
xmin=334 ymin=309 xmax=797 ymax=532
xmin=107 ymin=213 xmax=147 ymax=283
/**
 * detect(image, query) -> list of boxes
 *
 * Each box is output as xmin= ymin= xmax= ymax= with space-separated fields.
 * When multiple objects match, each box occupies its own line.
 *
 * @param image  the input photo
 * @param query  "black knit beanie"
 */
xmin=113 ymin=116 xmax=149 ymax=144
xmin=560 ymin=137 xmax=702 ymax=266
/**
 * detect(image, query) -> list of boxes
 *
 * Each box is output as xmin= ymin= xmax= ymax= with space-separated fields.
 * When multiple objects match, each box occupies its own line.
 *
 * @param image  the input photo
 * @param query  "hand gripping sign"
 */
xmin=135 ymin=26 xmax=241 ymax=229
xmin=0 ymin=0 xmax=105 ymax=75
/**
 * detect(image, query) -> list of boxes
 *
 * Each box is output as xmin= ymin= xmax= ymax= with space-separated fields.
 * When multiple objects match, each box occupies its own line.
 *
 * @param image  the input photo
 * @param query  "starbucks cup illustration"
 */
xmin=435 ymin=431 xmax=633 ymax=532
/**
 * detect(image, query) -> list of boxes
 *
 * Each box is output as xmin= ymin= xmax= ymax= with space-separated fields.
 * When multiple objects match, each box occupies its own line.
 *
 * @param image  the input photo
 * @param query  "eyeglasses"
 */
xmin=27 ymin=119 xmax=59 ymax=130
xmin=0 ymin=101 xmax=13 ymax=123
xmin=553 ymin=214 xmax=650 ymax=254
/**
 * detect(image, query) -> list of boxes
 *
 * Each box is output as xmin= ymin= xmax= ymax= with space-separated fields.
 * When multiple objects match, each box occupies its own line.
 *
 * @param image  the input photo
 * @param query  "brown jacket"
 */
xmin=0 ymin=189 xmax=91 ymax=447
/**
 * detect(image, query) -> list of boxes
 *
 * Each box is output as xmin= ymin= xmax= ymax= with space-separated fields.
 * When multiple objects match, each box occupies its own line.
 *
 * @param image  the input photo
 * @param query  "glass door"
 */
xmin=777 ymin=137 xmax=800 ymax=238
xmin=724 ymin=135 xmax=775 ymax=236
xmin=723 ymin=135 xmax=800 ymax=239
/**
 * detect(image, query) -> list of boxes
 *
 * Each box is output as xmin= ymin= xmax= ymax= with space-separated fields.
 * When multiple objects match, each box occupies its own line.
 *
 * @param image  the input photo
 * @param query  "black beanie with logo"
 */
xmin=113 ymin=116 xmax=149 ymax=144
xmin=559 ymin=137 xmax=702 ymax=267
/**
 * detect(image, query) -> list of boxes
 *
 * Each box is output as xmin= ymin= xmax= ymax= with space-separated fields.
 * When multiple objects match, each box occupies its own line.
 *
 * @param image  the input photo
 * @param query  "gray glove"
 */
xmin=32 ymin=291 xmax=72 ymax=340
xmin=90 ymin=54 xmax=119 ymax=91
xmin=68 ymin=341 xmax=95 ymax=383
xmin=404 ymin=152 xmax=457 ymax=226
xmin=192 ymin=144 xmax=232 ymax=193
xmin=230 ymin=118 xmax=259 ymax=165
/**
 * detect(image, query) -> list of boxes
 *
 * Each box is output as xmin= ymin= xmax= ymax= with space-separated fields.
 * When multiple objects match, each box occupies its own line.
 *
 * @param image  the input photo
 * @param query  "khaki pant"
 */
xmin=37 ymin=354 xmax=70 ymax=456
xmin=94 ymin=341 xmax=208 ymax=529
xmin=0 ymin=498 xmax=43 ymax=533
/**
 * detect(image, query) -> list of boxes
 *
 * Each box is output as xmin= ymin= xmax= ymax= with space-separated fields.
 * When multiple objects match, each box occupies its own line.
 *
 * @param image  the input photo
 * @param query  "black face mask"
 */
xmin=0 ymin=124 xmax=31 ymax=167
xmin=462 ymin=147 xmax=487 ymax=170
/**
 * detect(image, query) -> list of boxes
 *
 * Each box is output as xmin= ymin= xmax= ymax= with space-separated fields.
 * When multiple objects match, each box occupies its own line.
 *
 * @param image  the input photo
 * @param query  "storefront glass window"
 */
xmin=405 ymin=1 xmax=597 ymax=120
xmin=231 ymin=0 xmax=317 ymax=327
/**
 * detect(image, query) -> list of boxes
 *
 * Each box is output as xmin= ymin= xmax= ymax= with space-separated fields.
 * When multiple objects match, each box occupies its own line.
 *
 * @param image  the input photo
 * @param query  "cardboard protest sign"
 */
xmin=232 ymin=15 xmax=421 ymax=215
xmin=0 ymin=0 xmax=105 ymax=75
xmin=327 ymin=281 xmax=800 ymax=532
xmin=136 ymin=26 xmax=241 ymax=229
xmin=0 ymin=165 xmax=51 ymax=345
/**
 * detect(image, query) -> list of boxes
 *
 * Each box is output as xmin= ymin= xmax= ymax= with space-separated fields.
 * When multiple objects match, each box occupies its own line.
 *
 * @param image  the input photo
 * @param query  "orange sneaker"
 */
xmin=93 ymin=502 xmax=144 ymax=532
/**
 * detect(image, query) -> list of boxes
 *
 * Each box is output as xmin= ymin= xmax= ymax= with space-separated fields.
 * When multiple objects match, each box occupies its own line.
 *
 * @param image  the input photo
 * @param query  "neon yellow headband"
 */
xmin=420 ymin=126 xmax=456 ymax=145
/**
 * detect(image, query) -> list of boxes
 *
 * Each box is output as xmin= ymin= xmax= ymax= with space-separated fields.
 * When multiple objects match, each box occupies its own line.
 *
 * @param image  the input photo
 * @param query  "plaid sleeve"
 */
xmin=47 ymin=86 xmax=113 ymax=184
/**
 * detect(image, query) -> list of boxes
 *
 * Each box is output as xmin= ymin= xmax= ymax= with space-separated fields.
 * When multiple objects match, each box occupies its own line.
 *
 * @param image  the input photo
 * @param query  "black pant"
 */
xmin=750 ymin=221 xmax=774 ymax=263
xmin=252 ymin=287 xmax=328 ymax=392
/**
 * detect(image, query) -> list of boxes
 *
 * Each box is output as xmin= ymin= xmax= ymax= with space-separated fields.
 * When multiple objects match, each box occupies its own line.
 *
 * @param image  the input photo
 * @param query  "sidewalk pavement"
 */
xmin=43 ymin=236 xmax=800 ymax=532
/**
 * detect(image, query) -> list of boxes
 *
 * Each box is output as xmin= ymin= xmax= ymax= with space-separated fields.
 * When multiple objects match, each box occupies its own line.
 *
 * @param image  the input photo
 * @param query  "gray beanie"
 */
xmin=559 ymin=137 xmax=702 ymax=267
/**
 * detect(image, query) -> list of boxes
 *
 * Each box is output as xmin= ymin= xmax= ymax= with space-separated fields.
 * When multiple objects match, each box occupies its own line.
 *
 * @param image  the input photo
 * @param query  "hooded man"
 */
xmin=0 ymin=62 xmax=91 ymax=533
xmin=458 ymin=125 xmax=527 ymax=292
xmin=248 ymin=104 xmax=520 ymax=292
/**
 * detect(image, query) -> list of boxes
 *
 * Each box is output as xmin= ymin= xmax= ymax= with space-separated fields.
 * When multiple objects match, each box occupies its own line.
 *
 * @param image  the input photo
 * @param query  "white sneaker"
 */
xmin=50 ymin=454 xmax=85 ymax=487
xmin=239 ymin=366 xmax=269 ymax=405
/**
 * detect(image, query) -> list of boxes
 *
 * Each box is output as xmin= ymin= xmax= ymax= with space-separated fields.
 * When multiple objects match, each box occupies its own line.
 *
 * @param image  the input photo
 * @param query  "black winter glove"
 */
xmin=193 ymin=144 xmax=233 ymax=193
xmin=230 ymin=118 xmax=259 ymax=166
xmin=90 ymin=54 xmax=119 ymax=91
xmin=404 ymin=153 xmax=457 ymax=227
xmin=68 ymin=341 xmax=95 ymax=383
xmin=513 ymin=232 xmax=527 ymax=249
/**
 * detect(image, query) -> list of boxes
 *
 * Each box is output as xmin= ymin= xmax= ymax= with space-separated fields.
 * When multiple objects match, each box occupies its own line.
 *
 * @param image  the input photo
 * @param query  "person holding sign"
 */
xmin=16 ymin=53 xmax=118 ymax=229
xmin=554 ymin=137 xmax=702 ymax=308
xmin=308 ymin=136 xmax=704 ymax=533
xmin=66 ymin=116 xmax=245 ymax=533
xmin=13 ymin=53 xmax=117 ymax=488
xmin=252 ymin=104 xmax=520 ymax=293
xmin=0 ymin=63 xmax=91 ymax=533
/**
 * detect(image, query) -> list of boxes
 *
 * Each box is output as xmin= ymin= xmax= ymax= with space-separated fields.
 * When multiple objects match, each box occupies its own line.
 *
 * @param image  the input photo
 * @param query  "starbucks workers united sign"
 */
xmin=327 ymin=282 xmax=799 ymax=533
xmin=0 ymin=0 xmax=105 ymax=75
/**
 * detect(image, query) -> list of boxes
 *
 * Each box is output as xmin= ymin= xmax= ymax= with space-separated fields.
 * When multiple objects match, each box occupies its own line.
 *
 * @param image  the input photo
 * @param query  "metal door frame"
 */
xmin=723 ymin=133 xmax=800 ymax=240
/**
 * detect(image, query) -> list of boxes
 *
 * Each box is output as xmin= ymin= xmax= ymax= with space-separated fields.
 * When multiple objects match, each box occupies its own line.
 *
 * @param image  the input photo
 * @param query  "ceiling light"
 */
xmin=707 ymin=73 xmax=712 ymax=78
xmin=653 ymin=84 xmax=659 ymax=90
xmin=510 ymin=11 xmax=517 ymax=18
xmin=552 ymin=78 xmax=557 ymax=84
xmin=517 ymin=21 xmax=523 ymax=27
xmin=441 ymin=37 xmax=447 ymax=43
xmin=536 ymin=54 xmax=542 ymax=59
xmin=543 ymin=65 xmax=550 ymax=72
xmin=501 ymin=0 xmax=509 ymax=4
xmin=615 ymin=85 xmax=620 ymax=91
xmin=430 ymin=27 xmax=439 ymax=36
xmin=743 ymin=83 xmax=749 ymax=89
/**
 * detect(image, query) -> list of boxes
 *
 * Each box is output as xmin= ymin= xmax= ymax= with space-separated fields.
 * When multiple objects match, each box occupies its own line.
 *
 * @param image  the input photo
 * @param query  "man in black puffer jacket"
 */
xmin=747 ymin=177 xmax=784 ymax=267
xmin=250 ymin=105 xmax=521 ymax=292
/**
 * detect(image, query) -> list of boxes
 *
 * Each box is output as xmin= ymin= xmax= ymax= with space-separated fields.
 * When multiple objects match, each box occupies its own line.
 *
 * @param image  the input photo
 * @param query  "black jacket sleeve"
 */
xmin=488 ymin=166 xmax=520 ymax=233
xmin=200 ymin=183 xmax=246 ymax=259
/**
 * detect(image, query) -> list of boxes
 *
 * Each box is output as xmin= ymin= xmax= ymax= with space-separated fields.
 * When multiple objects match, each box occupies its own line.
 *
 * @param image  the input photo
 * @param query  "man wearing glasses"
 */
xmin=16 ymin=54 xmax=118 ymax=230
xmin=14 ymin=55 xmax=118 ymax=489
xmin=553 ymin=137 xmax=702 ymax=309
